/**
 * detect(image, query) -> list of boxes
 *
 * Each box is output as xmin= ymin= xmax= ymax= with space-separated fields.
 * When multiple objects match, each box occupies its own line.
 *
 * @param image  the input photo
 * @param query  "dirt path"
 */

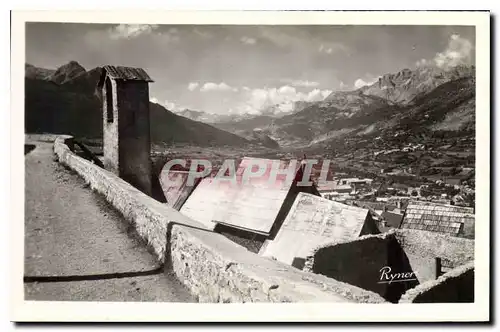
xmin=24 ymin=138 xmax=195 ymax=302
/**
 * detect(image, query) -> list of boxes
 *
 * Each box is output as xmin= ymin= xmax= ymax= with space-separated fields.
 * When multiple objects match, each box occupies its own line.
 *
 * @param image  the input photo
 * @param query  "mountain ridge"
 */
xmin=25 ymin=61 xmax=475 ymax=151
xmin=24 ymin=62 xmax=260 ymax=148
xmin=354 ymin=64 xmax=475 ymax=105
xmin=215 ymin=64 xmax=476 ymax=148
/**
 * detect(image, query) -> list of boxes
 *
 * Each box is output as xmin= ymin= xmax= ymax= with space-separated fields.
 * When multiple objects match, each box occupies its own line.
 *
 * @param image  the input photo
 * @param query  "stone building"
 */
xmin=97 ymin=65 xmax=154 ymax=195
xmin=259 ymin=192 xmax=380 ymax=268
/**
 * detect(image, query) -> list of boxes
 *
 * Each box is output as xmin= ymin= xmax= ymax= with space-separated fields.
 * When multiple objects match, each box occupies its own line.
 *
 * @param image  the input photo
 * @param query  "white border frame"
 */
xmin=10 ymin=10 xmax=490 ymax=322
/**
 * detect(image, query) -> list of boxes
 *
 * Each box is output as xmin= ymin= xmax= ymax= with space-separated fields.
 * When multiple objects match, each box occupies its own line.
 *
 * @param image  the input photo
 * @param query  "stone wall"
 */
xmin=399 ymin=262 xmax=474 ymax=303
xmin=102 ymin=77 xmax=119 ymax=175
xmin=305 ymin=231 xmax=418 ymax=303
xmin=116 ymin=81 xmax=152 ymax=196
xmin=394 ymin=229 xmax=474 ymax=283
xmin=304 ymin=229 xmax=474 ymax=303
xmin=54 ymin=136 xmax=387 ymax=303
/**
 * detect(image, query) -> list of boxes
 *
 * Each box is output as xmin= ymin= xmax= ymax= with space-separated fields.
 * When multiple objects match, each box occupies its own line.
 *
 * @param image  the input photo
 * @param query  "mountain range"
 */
xmin=212 ymin=65 xmax=476 ymax=149
xmin=25 ymin=61 xmax=475 ymax=153
xmin=174 ymin=109 xmax=250 ymax=124
xmin=174 ymin=100 xmax=312 ymax=124
xmin=24 ymin=62 xmax=270 ymax=148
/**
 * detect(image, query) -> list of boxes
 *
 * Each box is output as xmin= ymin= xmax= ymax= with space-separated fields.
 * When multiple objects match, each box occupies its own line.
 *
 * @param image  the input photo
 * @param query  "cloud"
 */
xmin=319 ymin=44 xmax=333 ymax=54
xmin=318 ymin=43 xmax=348 ymax=55
xmin=193 ymin=28 xmax=213 ymax=39
xmin=163 ymin=100 xmax=190 ymax=112
xmin=433 ymin=34 xmax=473 ymax=69
xmin=200 ymin=82 xmax=238 ymax=92
xmin=164 ymin=100 xmax=182 ymax=112
xmin=354 ymin=79 xmax=371 ymax=89
xmin=354 ymin=75 xmax=378 ymax=89
xmin=306 ymin=89 xmax=333 ymax=102
xmin=415 ymin=58 xmax=430 ymax=67
xmin=187 ymin=82 xmax=199 ymax=91
xmin=339 ymin=81 xmax=349 ymax=90
xmin=237 ymin=85 xmax=332 ymax=114
xmin=258 ymin=27 xmax=300 ymax=48
xmin=281 ymin=79 xmax=320 ymax=87
xmin=240 ymin=36 xmax=257 ymax=45
xmin=415 ymin=34 xmax=474 ymax=70
xmin=109 ymin=24 xmax=159 ymax=39
xmin=258 ymin=27 xmax=349 ymax=55
xmin=151 ymin=97 xmax=187 ymax=112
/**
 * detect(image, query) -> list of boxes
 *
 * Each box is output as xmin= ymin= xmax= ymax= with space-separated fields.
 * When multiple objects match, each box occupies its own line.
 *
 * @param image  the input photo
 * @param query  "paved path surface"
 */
xmin=24 ymin=138 xmax=195 ymax=302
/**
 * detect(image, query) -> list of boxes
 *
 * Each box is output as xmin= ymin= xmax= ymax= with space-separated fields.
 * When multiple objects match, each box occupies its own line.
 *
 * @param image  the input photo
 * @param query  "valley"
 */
xmin=25 ymin=61 xmax=476 ymax=207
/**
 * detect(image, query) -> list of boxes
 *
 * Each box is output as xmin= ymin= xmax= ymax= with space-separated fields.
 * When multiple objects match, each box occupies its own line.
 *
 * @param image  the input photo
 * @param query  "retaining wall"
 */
xmin=304 ymin=228 xmax=474 ymax=303
xmin=399 ymin=262 xmax=474 ymax=303
xmin=304 ymin=231 xmax=418 ymax=303
xmin=394 ymin=229 xmax=474 ymax=282
xmin=54 ymin=136 xmax=387 ymax=303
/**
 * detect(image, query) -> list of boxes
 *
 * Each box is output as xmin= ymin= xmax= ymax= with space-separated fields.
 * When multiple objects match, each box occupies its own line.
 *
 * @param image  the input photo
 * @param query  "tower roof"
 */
xmin=97 ymin=65 xmax=153 ymax=88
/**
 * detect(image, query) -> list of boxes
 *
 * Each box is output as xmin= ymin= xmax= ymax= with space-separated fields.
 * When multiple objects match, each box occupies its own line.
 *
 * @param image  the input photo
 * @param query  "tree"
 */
xmin=420 ymin=187 xmax=431 ymax=197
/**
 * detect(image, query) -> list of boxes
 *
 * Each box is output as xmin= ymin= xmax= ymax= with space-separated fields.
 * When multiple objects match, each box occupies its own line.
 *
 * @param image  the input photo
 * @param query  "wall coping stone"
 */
xmin=398 ymin=261 xmax=474 ymax=303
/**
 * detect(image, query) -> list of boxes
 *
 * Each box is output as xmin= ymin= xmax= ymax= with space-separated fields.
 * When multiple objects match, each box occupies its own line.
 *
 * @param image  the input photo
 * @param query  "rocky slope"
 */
xmin=26 ymin=61 xmax=475 ymax=151
xmin=25 ymin=64 xmax=55 ymax=80
xmin=217 ymin=65 xmax=476 ymax=149
xmin=48 ymin=61 xmax=87 ymax=84
xmin=312 ymin=75 xmax=476 ymax=155
xmin=356 ymin=65 xmax=474 ymax=105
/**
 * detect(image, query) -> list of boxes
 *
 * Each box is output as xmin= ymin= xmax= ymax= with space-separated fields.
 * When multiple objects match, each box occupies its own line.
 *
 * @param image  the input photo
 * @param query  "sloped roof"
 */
xmin=97 ymin=65 xmax=153 ymax=88
xmin=317 ymin=182 xmax=352 ymax=192
xmin=259 ymin=192 xmax=371 ymax=266
xmin=159 ymin=169 xmax=202 ymax=211
xmin=180 ymin=157 xmax=307 ymax=234
xmin=381 ymin=211 xmax=404 ymax=228
xmin=401 ymin=201 xmax=474 ymax=236
xmin=355 ymin=201 xmax=397 ymax=212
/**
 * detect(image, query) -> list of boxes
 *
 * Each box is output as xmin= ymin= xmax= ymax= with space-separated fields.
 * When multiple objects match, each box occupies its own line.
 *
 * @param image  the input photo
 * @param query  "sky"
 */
xmin=26 ymin=23 xmax=475 ymax=115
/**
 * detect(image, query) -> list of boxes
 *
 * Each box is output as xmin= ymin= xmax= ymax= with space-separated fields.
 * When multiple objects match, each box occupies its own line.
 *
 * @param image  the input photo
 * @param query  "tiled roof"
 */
xmin=97 ymin=65 xmax=153 ymax=87
xmin=259 ymin=193 xmax=372 ymax=265
xmin=401 ymin=201 xmax=474 ymax=236
xmin=103 ymin=65 xmax=153 ymax=81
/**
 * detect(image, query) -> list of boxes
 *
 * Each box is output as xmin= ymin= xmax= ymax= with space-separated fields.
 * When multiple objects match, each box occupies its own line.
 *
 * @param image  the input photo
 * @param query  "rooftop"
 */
xmin=259 ymin=192 xmax=374 ymax=266
xmin=355 ymin=201 xmax=397 ymax=212
xmin=180 ymin=157 xmax=311 ymax=234
xmin=400 ymin=200 xmax=474 ymax=237
xmin=159 ymin=169 xmax=202 ymax=211
xmin=378 ymin=211 xmax=404 ymax=232
xmin=97 ymin=65 xmax=154 ymax=88
xmin=317 ymin=182 xmax=352 ymax=192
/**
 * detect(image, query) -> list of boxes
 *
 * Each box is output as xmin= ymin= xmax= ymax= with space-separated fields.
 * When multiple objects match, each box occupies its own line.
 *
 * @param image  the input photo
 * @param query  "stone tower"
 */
xmin=97 ymin=65 xmax=153 ymax=196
